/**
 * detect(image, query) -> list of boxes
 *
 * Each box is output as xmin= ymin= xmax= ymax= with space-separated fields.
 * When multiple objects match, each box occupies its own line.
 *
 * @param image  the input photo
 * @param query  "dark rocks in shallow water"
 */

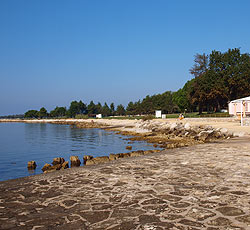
xmin=130 ymin=151 xmax=144 ymax=157
xmin=86 ymin=156 xmax=110 ymax=165
xmin=83 ymin=155 xmax=93 ymax=165
xmin=94 ymin=156 xmax=109 ymax=163
xmin=52 ymin=157 xmax=65 ymax=166
xmin=126 ymin=146 xmax=132 ymax=150
xmin=27 ymin=161 xmax=37 ymax=170
xmin=120 ymin=153 xmax=131 ymax=158
xmin=70 ymin=156 xmax=81 ymax=167
xmin=61 ymin=161 xmax=69 ymax=169
xmin=42 ymin=160 xmax=69 ymax=173
xmin=42 ymin=163 xmax=52 ymax=172
xmin=109 ymin=153 xmax=120 ymax=161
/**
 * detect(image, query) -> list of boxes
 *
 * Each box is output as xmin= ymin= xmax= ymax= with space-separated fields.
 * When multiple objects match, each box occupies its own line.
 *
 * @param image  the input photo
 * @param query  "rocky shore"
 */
xmin=13 ymin=118 xmax=240 ymax=174
xmin=1 ymin=118 xmax=250 ymax=229
xmin=0 ymin=136 xmax=250 ymax=229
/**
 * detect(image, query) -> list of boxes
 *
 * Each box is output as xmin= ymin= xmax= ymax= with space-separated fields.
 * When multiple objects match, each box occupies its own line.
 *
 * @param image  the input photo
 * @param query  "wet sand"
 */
xmin=0 ymin=136 xmax=250 ymax=229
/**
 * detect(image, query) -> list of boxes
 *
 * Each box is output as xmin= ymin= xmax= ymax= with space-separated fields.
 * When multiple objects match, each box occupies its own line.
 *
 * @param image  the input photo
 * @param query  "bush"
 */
xmin=142 ymin=115 xmax=155 ymax=121
xmin=75 ymin=114 xmax=89 ymax=119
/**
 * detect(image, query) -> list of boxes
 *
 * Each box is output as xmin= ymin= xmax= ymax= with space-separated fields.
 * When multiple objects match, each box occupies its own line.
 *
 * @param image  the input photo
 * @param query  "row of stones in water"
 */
xmin=27 ymin=149 xmax=161 ymax=173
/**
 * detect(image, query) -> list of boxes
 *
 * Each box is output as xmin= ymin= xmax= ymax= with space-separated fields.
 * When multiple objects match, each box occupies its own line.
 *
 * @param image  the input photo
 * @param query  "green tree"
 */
xmin=87 ymin=101 xmax=97 ymax=115
xmin=67 ymin=101 xmax=79 ymax=117
xmin=102 ymin=102 xmax=111 ymax=116
xmin=116 ymin=104 xmax=126 ymax=115
xmin=50 ymin=107 xmax=67 ymax=117
xmin=24 ymin=110 xmax=39 ymax=118
xmin=96 ymin=102 xmax=102 ymax=114
xmin=126 ymin=101 xmax=136 ymax=115
xmin=110 ymin=103 xmax=115 ymax=116
xmin=189 ymin=53 xmax=209 ymax=78
xmin=78 ymin=100 xmax=87 ymax=114
xmin=38 ymin=107 xmax=48 ymax=118
xmin=67 ymin=100 xmax=87 ymax=117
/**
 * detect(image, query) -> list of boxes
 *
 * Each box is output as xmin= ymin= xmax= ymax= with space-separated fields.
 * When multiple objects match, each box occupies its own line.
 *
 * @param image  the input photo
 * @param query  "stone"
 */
xmin=130 ymin=151 xmax=144 ymax=157
xmin=52 ymin=157 xmax=65 ymax=166
xmin=170 ymin=122 xmax=178 ymax=130
xmin=184 ymin=123 xmax=191 ymax=130
xmin=27 ymin=161 xmax=37 ymax=170
xmin=42 ymin=163 xmax=52 ymax=172
xmin=42 ymin=163 xmax=62 ymax=173
xmin=126 ymin=146 xmax=132 ymax=150
xmin=93 ymin=156 xmax=109 ymax=164
xmin=109 ymin=153 xmax=119 ymax=161
xmin=85 ymin=156 xmax=110 ymax=165
xmin=85 ymin=159 xmax=95 ymax=165
xmin=220 ymin=128 xmax=228 ymax=134
xmin=83 ymin=155 xmax=93 ymax=165
xmin=61 ymin=161 xmax=69 ymax=169
xmin=143 ymin=150 xmax=154 ymax=155
xmin=70 ymin=156 xmax=81 ymax=167
xmin=120 ymin=153 xmax=131 ymax=158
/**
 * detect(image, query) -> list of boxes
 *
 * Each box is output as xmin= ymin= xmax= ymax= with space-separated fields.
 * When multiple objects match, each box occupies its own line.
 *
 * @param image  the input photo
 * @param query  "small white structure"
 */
xmin=161 ymin=114 xmax=166 ymax=119
xmin=228 ymin=96 xmax=250 ymax=126
xmin=96 ymin=114 xmax=102 ymax=119
xmin=155 ymin=110 xmax=162 ymax=118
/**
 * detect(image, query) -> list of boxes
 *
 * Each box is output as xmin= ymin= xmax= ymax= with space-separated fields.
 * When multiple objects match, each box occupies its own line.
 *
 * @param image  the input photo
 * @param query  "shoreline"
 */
xmin=0 ymin=117 xmax=244 ymax=178
xmin=0 ymin=136 xmax=250 ymax=229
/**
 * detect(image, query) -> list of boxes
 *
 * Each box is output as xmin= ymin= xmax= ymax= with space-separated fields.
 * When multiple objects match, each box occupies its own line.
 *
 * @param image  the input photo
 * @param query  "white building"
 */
xmin=96 ymin=114 xmax=102 ymax=119
xmin=155 ymin=110 xmax=162 ymax=118
xmin=228 ymin=96 xmax=250 ymax=117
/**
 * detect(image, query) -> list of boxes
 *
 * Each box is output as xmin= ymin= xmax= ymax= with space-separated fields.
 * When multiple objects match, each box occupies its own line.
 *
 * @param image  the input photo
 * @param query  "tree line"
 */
xmin=24 ymin=48 xmax=250 ymax=118
xmin=24 ymin=101 xmax=127 ymax=118
xmin=175 ymin=48 xmax=250 ymax=113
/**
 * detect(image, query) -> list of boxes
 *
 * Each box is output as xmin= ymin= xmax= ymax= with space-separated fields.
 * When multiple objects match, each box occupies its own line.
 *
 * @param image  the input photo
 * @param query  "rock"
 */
xmin=42 ymin=163 xmax=52 ymax=172
xmin=143 ymin=150 xmax=154 ymax=155
xmin=61 ymin=161 xmax=69 ymax=169
xmin=198 ymin=130 xmax=214 ymax=142
xmin=170 ymin=123 xmax=178 ymax=130
xmin=52 ymin=157 xmax=65 ymax=166
xmin=220 ymin=128 xmax=228 ymax=134
xmin=51 ymin=164 xmax=62 ymax=170
xmin=85 ymin=159 xmax=95 ymax=165
xmin=184 ymin=123 xmax=191 ymax=130
xmin=93 ymin=156 xmax=110 ymax=164
xmin=109 ymin=153 xmax=120 ymax=161
xmin=27 ymin=161 xmax=37 ymax=170
xmin=85 ymin=156 xmax=110 ymax=165
xmin=44 ymin=164 xmax=61 ymax=173
xmin=120 ymin=153 xmax=131 ymax=158
xmin=126 ymin=146 xmax=132 ymax=150
xmin=130 ymin=151 xmax=144 ymax=157
xmin=83 ymin=155 xmax=93 ymax=165
xmin=70 ymin=156 xmax=81 ymax=167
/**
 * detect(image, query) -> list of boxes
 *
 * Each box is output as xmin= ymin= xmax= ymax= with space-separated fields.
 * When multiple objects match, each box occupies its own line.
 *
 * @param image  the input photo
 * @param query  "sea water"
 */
xmin=0 ymin=122 xmax=158 ymax=181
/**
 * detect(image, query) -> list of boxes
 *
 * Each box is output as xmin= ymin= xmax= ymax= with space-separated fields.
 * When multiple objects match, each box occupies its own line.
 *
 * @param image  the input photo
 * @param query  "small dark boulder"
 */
xmin=52 ymin=157 xmax=65 ymax=166
xmin=61 ymin=161 xmax=69 ymax=169
xmin=83 ymin=155 xmax=93 ymax=165
xmin=42 ymin=163 xmax=52 ymax=172
xmin=70 ymin=156 xmax=81 ymax=167
xmin=27 ymin=161 xmax=37 ymax=170
xmin=126 ymin=146 xmax=132 ymax=150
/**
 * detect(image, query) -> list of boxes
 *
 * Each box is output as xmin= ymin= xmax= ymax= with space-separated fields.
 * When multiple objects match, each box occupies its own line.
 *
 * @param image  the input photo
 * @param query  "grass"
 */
xmin=165 ymin=112 xmax=230 ymax=118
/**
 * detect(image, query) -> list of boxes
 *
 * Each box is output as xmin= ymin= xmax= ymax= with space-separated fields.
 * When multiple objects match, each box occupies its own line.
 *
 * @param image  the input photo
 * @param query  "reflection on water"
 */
xmin=0 ymin=123 xmax=159 ymax=181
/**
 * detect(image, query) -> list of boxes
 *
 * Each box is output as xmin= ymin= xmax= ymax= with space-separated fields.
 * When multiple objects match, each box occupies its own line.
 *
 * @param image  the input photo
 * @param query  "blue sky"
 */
xmin=1 ymin=0 xmax=250 ymax=115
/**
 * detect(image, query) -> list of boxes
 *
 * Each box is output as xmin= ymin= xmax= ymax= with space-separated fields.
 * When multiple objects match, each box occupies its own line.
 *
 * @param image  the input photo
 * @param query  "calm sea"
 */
xmin=0 ymin=122 xmax=158 ymax=181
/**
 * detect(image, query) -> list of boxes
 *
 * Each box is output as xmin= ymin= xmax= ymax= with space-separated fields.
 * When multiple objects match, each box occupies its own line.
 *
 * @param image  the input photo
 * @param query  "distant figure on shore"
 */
xmin=179 ymin=113 xmax=184 ymax=120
